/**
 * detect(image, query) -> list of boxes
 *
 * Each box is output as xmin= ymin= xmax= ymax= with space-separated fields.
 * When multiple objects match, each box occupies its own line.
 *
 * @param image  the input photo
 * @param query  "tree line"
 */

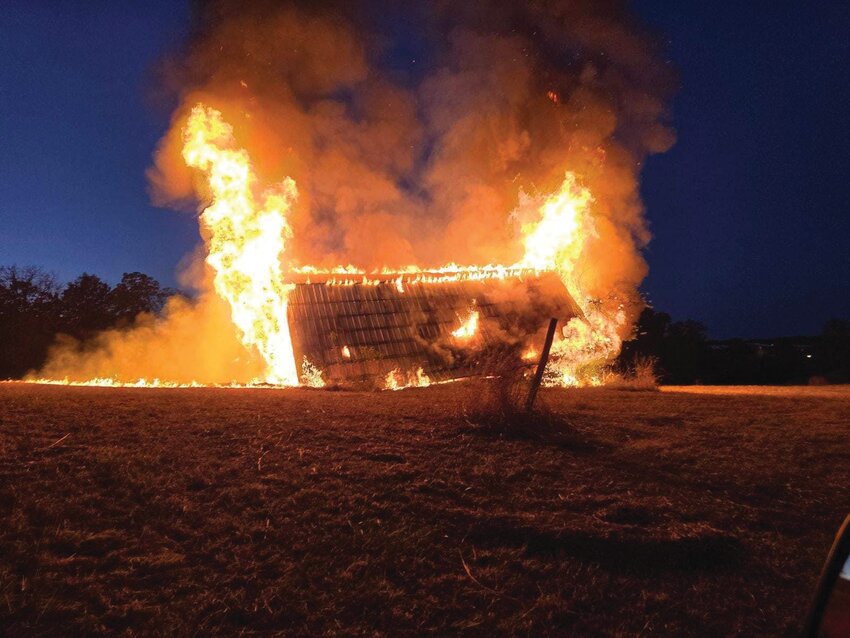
xmin=0 ymin=266 xmax=172 ymax=379
xmin=617 ymin=308 xmax=850 ymax=385
xmin=2 ymin=264 xmax=848 ymax=384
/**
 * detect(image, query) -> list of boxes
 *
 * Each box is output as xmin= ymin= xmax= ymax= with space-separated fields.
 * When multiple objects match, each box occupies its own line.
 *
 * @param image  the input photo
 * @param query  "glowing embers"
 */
xmin=452 ymin=304 xmax=480 ymax=341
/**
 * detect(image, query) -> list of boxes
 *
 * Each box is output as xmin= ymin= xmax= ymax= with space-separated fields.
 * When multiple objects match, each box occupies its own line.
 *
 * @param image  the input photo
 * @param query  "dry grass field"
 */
xmin=1 ymin=382 xmax=848 ymax=636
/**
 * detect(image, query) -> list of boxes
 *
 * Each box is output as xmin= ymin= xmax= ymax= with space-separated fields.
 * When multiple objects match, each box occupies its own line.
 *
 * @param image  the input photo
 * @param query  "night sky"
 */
xmin=1 ymin=2 xmax=848 ymax=339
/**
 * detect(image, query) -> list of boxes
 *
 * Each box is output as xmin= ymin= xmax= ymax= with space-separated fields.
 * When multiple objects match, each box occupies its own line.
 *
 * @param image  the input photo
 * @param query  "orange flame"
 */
xmin=384 ymin=369 xmax=400 ymax=391
xmin=182 ymin=105 xmax=299 ymax=385
xmin=451 ymin=306 xmax=479 ymax=340
xmin=515 ymin=173 xmax=624 ymax=386
xmin=383 ymin=367 xmax=431 ymax=391
xmin=300 ymin=356 xmax=326 ymax=388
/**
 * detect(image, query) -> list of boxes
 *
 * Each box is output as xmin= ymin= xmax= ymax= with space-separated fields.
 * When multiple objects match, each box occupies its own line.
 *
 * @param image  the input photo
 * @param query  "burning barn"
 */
xmin=288 ymin=271 xmax=582 ymax=388
xmin=32 ymin=0 xmax=677 ymax=390
xmin=33 ymin=105 xmax=627 ymax=389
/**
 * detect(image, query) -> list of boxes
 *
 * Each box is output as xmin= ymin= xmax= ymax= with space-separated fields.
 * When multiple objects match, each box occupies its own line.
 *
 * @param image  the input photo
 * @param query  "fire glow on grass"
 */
xmin=29 ymin=104 xmax=624 ymax=390
xmin=24 ymin=377 xmax=264 ymax=389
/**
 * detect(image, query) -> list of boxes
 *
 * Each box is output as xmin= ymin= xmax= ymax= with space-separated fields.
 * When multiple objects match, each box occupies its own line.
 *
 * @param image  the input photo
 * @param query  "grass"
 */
xmin=604 ymin=356 xmax=660 ymax=391
xmin=0 ymin=382 xmax=848 ymax=636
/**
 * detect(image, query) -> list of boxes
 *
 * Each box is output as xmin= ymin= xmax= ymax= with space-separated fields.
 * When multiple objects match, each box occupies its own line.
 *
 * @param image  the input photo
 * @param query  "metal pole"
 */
xmin=525 ymin=317 xmax=558 ymax=412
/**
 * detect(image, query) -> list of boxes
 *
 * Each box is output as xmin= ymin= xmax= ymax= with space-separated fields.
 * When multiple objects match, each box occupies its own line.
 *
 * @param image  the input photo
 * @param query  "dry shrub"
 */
xmin=605 ymin=355 xmax=659 ymax=391
xmin=462 ymin=348 xmax=584 ymax=447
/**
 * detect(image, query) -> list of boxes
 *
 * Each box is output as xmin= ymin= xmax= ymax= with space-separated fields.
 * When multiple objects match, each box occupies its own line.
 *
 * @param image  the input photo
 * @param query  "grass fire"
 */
xmin=1 ymin=1 xmax=848 ymax=636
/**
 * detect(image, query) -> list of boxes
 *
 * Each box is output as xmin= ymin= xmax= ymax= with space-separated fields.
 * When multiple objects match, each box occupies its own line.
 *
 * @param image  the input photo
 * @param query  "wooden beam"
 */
xmin=525 ymin=317 xmax=558 ymax=411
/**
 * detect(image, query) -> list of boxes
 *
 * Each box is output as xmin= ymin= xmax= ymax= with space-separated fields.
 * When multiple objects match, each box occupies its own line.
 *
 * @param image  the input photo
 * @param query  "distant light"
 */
xmin=806 ymin=354 xmax=812 ymax=358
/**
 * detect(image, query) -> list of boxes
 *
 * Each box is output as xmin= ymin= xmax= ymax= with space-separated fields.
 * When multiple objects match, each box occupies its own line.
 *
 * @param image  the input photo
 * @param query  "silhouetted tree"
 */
xmin=763 ymin=341 xmax=807 ymax=384
xmin=818 ymin=318 xmax=850 ymax=382
xmin=620 ymin=309 xmax=849 ymax=385
xmin=709 ymin=339 xmax=758 ymax=384
xmin=617 ymin=310 xmax=710 ymax=384
xmin=0 ymin=266 xmax=175 ymax=379
xmin=108 ymin=272 xmax=172 ymax=325
xmin=0 ymin=266 xmax=60 ymax=378
xmin=659 ymin=320 xmax=710 ymax=384
xmin=616 ymin=307 xmax=668 ymax=376
xmin=59 ymin=273 xmax=113 ymax=339
xmin=618 ymin=308 xmax=670 ymax=362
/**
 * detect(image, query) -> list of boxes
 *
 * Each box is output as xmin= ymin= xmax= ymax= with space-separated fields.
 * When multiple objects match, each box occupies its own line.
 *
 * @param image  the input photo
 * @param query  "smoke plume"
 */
xmin=153 ymin=0 xmax=672 ymax=291
xmin=39 ymin=0 xmax=674 ymax=383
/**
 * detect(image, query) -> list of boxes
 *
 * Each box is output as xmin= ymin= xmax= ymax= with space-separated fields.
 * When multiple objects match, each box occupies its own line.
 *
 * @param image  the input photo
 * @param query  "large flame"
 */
xmin=29 ymin=105 xmax=625 ymax=390
xmin=514 ymin=174 xmax=624 ymax=385
xmin=182 ymin=105 xmax=299 ymax=385
xmin=179 ymin=106 xmax=621 ymax=389
xmin=517 ymin=173 xmax=594 ymax=275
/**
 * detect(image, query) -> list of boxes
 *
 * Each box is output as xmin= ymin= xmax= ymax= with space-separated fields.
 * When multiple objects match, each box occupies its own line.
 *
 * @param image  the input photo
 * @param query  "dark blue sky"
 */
xmin=1 ymin=2 xmax=848 ymax=339
xmin=635 ymin=1 xmax=850 ymax=338
xmin=0 ymin=2 xmax=195 ymax=288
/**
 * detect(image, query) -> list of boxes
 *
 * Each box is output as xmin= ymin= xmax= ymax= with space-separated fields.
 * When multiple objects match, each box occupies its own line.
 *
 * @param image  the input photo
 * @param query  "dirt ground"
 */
xmin=1 ymin=382 xmax=848 ymax=636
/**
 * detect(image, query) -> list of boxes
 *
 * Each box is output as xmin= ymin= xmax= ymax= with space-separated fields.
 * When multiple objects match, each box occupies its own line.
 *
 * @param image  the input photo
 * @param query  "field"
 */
xmin=1 ymin=383 xmax=848 ymax=636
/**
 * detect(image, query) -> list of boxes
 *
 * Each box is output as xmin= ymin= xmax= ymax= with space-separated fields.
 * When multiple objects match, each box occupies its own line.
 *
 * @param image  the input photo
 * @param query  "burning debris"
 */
xmin=384 ymin=367 xmax=431 ymax=392
xmin=300 ymin=356 xmax=326 ymax=389
xmin=30 ymin=1 xmax=674 ymax=389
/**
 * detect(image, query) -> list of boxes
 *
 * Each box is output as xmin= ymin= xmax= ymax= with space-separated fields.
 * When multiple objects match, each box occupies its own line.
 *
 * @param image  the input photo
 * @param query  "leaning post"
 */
xmin=525 ymin=317 xmax=558 ymax=412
